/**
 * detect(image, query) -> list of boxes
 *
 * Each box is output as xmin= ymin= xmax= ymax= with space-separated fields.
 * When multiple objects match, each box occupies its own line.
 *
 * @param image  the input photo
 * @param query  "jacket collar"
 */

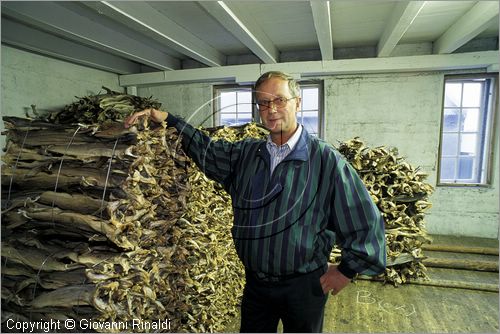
xmin=285 ymin=125 xmax=310 ymax=162
xmin=257 ymin=126 xmax=310 ymax=163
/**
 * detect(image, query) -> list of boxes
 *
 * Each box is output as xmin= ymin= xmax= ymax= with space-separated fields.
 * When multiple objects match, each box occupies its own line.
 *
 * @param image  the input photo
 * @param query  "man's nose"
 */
xmin=268 ymin=102 xmax=278 ymax=112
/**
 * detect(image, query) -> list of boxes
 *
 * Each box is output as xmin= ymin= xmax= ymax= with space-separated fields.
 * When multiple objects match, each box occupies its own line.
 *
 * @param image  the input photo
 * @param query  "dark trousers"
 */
xmin=240 ymin=268 xmax=328 ymax=333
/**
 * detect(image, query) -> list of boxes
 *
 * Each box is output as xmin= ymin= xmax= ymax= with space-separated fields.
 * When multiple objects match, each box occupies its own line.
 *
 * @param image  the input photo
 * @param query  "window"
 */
xmin=214 ymin=86 xmax=254 ymax=126
xmin=299 ymin=83 xmax=322 ymax=137
xmin=438 ymin=75 xmax=497 ymax=185
xmin=214 ymin=81 xmax=323 ymax=138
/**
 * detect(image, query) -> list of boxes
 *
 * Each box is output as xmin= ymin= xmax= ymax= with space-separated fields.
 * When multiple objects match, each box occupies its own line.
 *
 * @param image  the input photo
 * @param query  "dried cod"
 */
xmin=1 ymin=90 xmax=245 ymax=333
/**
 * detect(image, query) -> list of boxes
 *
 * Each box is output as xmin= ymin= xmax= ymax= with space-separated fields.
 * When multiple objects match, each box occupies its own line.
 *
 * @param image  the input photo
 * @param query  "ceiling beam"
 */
xmin=433 ymin=1 xmax=499 ymax=54
xmin=1 ymin=19 xmax=141 ymax=75
xmin=120 ymin=64 xmax=261 ymax=87
xmin=378 ymin=1 xmax=426 ymax=57
xmin=265 ymin=51 xmax=498 ymax=78
xmin=198 ymin=1 xmax=279 ymax=64
xmin=1 ymin=1 xmax=180 ymax=71
xmin=310 ymin=1 xmax=333 ymax=61
xmin=82 ymin=1 xmax=226 ymax=67
xmin=120 ymin=51 xmax=498 ymax=86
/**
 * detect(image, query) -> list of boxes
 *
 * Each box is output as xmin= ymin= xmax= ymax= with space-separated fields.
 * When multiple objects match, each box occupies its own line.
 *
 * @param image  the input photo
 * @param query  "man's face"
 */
xmin=255 ymin=77 xmax=301 ymax=137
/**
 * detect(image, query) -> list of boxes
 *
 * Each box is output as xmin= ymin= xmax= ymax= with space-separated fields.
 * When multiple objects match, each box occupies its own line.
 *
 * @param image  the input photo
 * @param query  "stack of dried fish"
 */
xmin=179 ymin=123 xmax=268 ymax=332
xmin=0 ymin=91 xmax=248 ymax=333
xmin=335 ymin=137 xmax=433 ymax=285
xmin=45 ymin=87 xmax=161 ymax=125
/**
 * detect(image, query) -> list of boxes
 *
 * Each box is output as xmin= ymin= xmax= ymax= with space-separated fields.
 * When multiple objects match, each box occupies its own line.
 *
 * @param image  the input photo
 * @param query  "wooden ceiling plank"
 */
xmin=93 ymin=1 xmax=226 ymax=67
xmin=1 ymin=2 xmax=179 ymax=71
xmin=198 ymin=1 xmax=279 ymax=64
xmin=434 ymin=1 xmax=500 ymax=54
xmin=310 ymin=1 xmax=333 ymax=60
xmin=377 ymin=1 xmax=427 ymax=57
xmin=1 ymin=19 xmax=140 ymax=74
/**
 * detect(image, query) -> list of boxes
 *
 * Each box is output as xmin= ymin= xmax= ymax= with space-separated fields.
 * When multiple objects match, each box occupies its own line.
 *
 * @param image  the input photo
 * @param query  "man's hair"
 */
xmin=253 ymin=71 xmax=301 ymax=99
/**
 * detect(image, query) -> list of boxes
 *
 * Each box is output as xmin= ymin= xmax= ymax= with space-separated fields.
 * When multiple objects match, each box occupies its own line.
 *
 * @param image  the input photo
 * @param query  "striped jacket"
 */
xmin=168 ymin=114 xmax=386 ymax=278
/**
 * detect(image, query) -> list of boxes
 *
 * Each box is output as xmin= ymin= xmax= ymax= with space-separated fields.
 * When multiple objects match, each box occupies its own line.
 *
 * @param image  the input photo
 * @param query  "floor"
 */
xmin=323 ymin=279 xmax=498 ymax=332
xmin=224 ymin=234 xmax=499 ymax=333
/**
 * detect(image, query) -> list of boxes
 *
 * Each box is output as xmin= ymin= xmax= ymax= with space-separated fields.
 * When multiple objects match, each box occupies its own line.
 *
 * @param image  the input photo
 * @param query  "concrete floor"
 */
xmin=224 ymin=235 xmax=499 ymax=332
xmin=323 ymin=279 xmax=498 ymax=333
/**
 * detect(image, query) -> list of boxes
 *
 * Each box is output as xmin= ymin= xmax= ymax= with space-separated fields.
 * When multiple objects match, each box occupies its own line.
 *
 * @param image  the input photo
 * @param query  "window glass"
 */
xmin=238 ymin=113 xmax=252 ymax=123
xmin=220 ymin=92 xmax=236 ymax=111
xmin=461 ymin=108 xmax=479 ymax=132
xmin=442 ymin=133 xmax=458 ymax=156
xmin=444 ymin=83 xmax=462 ymax=107
xmin=440 ymin=157 xmax=456 ymax=180
xmin=238 ymin=91 xmax=252 ymax=113
xmin=462 ymin=83 xmax=482 ymax=107
xmin=301 ymin=111 xmax=318 ymax=135
xmin=443 ymin=109 xmax=460 ymax=131
xmin=458 ymin=157 xmax=474 ymax=180
xmin=299 ymin=84 xmax=321 ymax=137
xmin=221 ymin=113 xmax=236 ymax=124
xmin=301 ymin=88 xmax=318 ymax=110
xmin=460 ymin=134 xmax=477 ymax=155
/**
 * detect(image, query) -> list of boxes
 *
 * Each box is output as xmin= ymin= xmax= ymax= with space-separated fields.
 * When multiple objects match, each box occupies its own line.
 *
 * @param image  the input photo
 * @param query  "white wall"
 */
xmin=138 ymin=83 xmax=214 ymax=128
xmin=324 ymin=73 xmax=442 ymax=175
xmin=1 ymin=46 xmax=122 ymax=147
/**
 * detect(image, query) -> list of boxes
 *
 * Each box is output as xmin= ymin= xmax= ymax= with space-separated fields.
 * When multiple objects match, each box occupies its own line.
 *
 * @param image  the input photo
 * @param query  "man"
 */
xmin=125 ymin=71 xmax=386 ymax=333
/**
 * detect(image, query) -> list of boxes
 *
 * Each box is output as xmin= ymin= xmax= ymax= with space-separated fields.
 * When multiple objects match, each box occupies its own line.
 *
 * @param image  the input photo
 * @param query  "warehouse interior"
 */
xmin=1 ymin=1 xmax=499 ymax=333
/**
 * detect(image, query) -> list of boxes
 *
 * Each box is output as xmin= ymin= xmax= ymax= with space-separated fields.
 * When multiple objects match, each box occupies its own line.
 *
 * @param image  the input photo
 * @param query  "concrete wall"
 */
xmin=324 ymin=73 xmax=442 ymax=175
xmin=137 ymin=83 xmax=214 ymax=128
xmin=1 ymin=46 xmax=122 ymax=147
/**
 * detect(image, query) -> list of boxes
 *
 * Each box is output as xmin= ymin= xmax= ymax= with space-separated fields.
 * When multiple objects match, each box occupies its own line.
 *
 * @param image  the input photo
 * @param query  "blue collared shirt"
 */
xmin=265 ymin=124 xmax=303 ymax=175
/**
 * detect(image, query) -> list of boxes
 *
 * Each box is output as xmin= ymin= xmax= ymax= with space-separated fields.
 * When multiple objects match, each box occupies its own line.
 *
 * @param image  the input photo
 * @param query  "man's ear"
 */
xmin=295 ymin=97 xmax=302 ymax=110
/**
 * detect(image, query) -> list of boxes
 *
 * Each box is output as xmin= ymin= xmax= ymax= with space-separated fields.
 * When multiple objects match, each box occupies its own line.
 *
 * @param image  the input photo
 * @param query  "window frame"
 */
xmin=297 ymin=80 xmax=324 ymax=139
xmin=437 ymin=73 xmax=498 ymax=187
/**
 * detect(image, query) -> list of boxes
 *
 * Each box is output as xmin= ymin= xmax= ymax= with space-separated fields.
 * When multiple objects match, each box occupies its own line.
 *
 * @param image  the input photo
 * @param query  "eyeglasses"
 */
xmin=256 ymin=96 xmax=297 ymax=110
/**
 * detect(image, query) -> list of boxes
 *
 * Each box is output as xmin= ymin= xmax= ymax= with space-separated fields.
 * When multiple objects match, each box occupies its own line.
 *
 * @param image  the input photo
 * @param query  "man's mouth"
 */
xmin=266 ymin=119 xmax=280 ymax=129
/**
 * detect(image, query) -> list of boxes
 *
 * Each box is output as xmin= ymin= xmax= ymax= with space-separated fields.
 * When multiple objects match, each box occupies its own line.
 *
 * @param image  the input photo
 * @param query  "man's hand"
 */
xmin=319 ymin=263 xmax=351 ymax=296
xmin=124 ymin=108 xmax=168 ymax=128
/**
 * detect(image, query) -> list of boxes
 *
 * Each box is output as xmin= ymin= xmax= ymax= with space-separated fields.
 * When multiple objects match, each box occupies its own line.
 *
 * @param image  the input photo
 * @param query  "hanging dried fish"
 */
xmin=336 ymin=137 xmax=433 ymax=285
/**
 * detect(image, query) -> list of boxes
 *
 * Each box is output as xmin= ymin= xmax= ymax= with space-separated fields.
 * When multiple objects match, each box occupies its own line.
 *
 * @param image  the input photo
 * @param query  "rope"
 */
xmin=99 ymin=137 xmax=119 ymax=235
xmin=51 ymin=126 xmax=81 ymax=224
xmin=6 ymin=129 xmax=30 ymax=206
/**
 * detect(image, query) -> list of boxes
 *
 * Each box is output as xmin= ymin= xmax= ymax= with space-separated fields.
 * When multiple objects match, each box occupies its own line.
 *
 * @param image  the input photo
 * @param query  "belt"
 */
xmin=247 ymin=265 xmax=326 ymax=283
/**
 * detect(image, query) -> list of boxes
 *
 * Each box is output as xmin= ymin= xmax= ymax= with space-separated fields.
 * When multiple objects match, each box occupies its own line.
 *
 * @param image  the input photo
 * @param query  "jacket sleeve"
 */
xmin=167 ymin=114 xmax=243 ymax=188
xmin=329 ymin=156 xmax=386 ymax=278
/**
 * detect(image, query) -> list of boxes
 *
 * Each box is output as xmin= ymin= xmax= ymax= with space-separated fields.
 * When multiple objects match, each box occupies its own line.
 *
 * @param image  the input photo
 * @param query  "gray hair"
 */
xmin=254 ymin=71 xmax=301 ymax=99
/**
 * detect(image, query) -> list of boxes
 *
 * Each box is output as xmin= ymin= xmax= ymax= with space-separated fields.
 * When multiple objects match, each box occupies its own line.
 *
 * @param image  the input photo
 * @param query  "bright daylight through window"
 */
xmin=439 ymin=76 xmax=496 ymax=185
xmin=215 ymin=87 xmax=253 ymax=126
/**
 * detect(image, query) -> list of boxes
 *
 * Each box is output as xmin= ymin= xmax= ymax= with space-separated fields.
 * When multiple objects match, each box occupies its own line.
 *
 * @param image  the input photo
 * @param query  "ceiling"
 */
xmin=1 ymin=1 xmax=499 ymax=75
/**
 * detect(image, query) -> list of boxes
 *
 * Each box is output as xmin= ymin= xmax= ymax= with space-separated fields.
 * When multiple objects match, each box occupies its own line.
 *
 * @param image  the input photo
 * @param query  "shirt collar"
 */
xmin=266 ymin=124 xmax=303 ymax=151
